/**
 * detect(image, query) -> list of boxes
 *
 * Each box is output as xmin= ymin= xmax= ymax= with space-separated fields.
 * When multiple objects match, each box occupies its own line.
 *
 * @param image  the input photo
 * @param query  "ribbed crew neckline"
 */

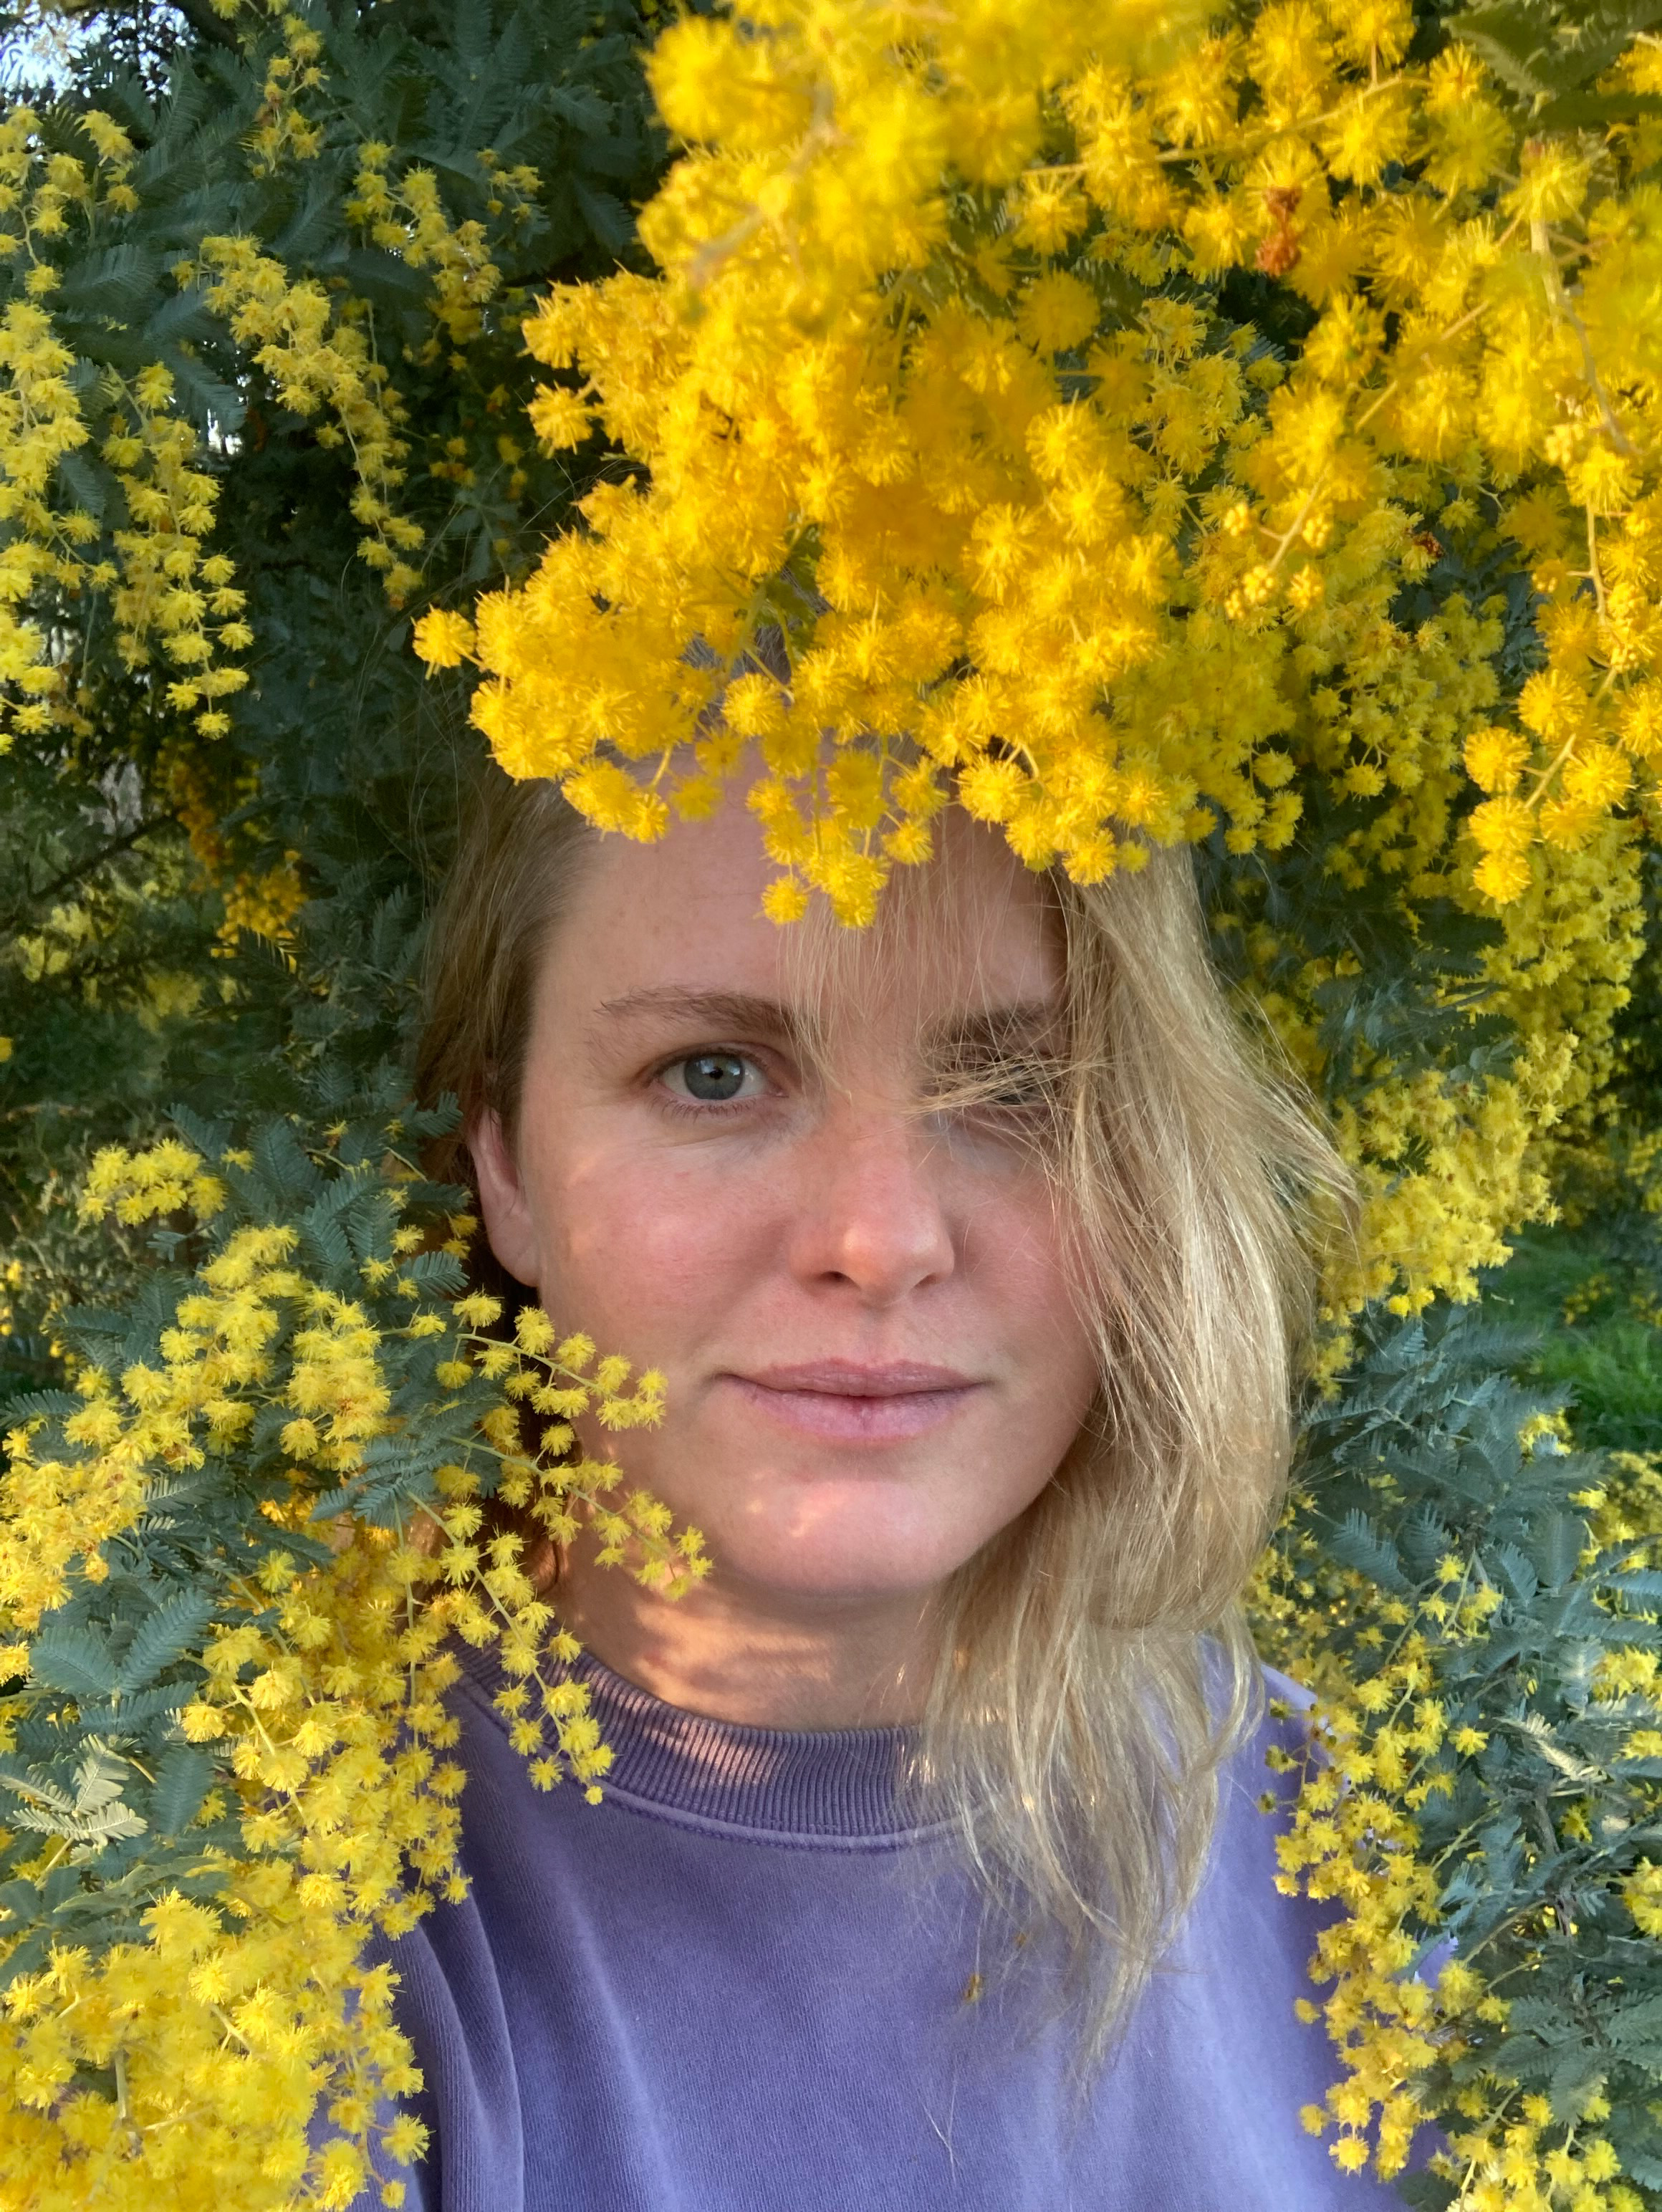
xmin=454 ymin=1637 xmax=946 ymax=1845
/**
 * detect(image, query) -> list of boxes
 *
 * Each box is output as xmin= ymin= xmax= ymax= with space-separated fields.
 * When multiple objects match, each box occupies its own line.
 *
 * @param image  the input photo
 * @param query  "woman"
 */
xmin=366 ymin=761 xmax=1423 ymax=2209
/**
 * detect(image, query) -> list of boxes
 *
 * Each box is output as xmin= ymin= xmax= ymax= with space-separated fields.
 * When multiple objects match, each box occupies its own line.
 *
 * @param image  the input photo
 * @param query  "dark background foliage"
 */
xmin=0 ymin=0 xmax=665 ymax=1395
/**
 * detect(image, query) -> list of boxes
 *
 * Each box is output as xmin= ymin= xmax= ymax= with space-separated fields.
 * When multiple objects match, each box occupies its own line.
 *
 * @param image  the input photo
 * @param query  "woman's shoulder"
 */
xmin=1210 ymin=1653 xmax=1327 ymax=1847
xmin=1184 ymin=1647 xmax=1337 ymax=1982
xmin=1195 ymin=1633 xmax=1320 ymax=1765
xmin=1259 ymin=1658 xmax=1315 ymax=1713
xmin=1254 ymin=1658 xmax=1321 ymax=1761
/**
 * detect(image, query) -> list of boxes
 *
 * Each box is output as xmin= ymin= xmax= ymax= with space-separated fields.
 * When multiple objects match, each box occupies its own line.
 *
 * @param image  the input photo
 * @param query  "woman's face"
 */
xmin=471 ymin=794 xmax=1101 ymax=1615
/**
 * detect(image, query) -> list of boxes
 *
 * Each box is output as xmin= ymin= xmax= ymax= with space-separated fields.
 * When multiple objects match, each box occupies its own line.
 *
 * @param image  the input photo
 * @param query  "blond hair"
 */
xmin=418 ymin=766 xmax=1351 ymax=2069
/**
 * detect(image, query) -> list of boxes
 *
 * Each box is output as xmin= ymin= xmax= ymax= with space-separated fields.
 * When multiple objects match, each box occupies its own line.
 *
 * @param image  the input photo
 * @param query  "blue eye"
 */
xmin=662 ymin=1052 xmax=764 ymax=1104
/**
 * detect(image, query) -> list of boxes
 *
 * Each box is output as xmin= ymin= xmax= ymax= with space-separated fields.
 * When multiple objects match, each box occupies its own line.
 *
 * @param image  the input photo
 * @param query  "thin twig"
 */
xmin=2 ymin=813 xmax=173 ymax=933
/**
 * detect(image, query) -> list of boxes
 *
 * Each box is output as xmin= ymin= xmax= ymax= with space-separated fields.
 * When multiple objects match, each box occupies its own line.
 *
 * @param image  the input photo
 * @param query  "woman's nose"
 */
xmin=783 ymin=1099 xmax=956 ymax=1307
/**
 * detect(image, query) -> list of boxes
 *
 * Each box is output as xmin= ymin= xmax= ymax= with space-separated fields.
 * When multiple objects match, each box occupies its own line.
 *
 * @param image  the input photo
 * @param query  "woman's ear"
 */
xmin=469 ymin=1109 xmax=541 ymax=1288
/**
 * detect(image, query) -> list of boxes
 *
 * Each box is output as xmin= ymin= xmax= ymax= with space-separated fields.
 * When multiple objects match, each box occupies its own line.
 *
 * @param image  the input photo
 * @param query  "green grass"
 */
xmin=1479 ymin=1222 xmax=1662 ymax=1457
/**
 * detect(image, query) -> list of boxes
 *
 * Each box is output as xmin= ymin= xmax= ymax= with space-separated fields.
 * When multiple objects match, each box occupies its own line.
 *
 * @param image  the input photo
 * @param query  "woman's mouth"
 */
xmin=718 ymin=1360 xmax=984 ymax=1443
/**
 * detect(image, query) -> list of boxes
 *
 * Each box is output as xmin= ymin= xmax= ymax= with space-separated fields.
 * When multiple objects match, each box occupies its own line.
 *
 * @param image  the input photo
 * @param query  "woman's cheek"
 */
xmin=978 ymin=1187 xmax=1097 ymax=1418
xmin=542 ymin=1143 xmax=776 ymax=1357
xmin=966 ymin=1175 xmax=1065 ymax=1301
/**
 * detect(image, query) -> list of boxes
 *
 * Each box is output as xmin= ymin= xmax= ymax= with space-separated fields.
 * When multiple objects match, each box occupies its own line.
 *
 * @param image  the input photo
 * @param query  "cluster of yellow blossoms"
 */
xmin=1252 ymin=1552 xmax=1520 ymax=2193
xmin=1257 ymin=815 xmax=1646 ymax=1317
xmin=428 ymin=0 xmax=1662 ymax=921
xmin=1244 ymin=1426 xmax=1662 ymax=2210
xmin=0 ymin=20 xmax=526 ymax=923
xmin=0 ymin=1140 xmax=703 ymax=2209
xmin=0 ymin=106 xmax=248 ymax=750
xmin=347 ymin=143 xmax=540 ymax=358
xmin=193 ymin=233 xmax=428 ymax=606
xmin=0 ymin=9 xmax=518 ymax=665
xmin=159 ymin=741 xmax=307 ymax=950
xmin=239 ymin=1 xmax=327 ymax=173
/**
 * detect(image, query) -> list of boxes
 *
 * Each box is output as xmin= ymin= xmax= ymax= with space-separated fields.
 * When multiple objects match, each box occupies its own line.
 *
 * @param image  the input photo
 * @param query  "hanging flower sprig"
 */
xmin=417 ymin=0 xmax=1662 ymax=928
xmin=0 ymin=1111 xmax=703 ymax=2211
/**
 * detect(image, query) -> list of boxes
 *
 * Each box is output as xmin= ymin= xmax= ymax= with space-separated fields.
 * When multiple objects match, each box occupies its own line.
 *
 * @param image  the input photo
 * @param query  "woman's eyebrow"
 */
xmin=592 ymin=986 xmax=804 ymax=1041
xmin=590 ymin=987 xmax=1062 ymax=1057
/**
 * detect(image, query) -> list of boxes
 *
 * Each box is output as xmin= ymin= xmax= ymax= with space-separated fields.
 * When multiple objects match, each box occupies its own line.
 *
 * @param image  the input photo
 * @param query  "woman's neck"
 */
xmin=552 ymin=1540 xmax=943 ymax=1729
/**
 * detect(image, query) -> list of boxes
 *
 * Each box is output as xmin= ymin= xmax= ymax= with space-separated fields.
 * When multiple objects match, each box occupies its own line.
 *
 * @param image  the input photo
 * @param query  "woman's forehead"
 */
xmin=542 ymin=789 xmax=1063 ymax=1024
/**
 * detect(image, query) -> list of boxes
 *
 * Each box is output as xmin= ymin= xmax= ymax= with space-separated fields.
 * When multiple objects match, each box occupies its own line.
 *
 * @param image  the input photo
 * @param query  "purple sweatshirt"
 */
xmin=359 ymin=1640 xmax=1428 ymax=2210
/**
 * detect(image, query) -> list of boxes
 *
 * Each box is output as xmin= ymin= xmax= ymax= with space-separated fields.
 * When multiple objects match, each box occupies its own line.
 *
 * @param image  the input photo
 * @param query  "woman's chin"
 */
xmin=613 ymin=1417 xmax=1049 ymax=1609
xmin=684 ymin=1474 xmax=991 ymax=1607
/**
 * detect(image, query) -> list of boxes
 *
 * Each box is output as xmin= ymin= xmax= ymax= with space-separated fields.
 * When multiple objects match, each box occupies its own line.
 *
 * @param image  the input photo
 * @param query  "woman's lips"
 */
xmin=718 ymin=1361 xmax=984 ymax=1444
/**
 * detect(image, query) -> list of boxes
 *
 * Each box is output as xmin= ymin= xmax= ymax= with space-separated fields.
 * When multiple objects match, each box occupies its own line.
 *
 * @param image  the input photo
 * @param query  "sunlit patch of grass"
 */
xmin=1481 ymin=1223 xmax=1662 ymax=1455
